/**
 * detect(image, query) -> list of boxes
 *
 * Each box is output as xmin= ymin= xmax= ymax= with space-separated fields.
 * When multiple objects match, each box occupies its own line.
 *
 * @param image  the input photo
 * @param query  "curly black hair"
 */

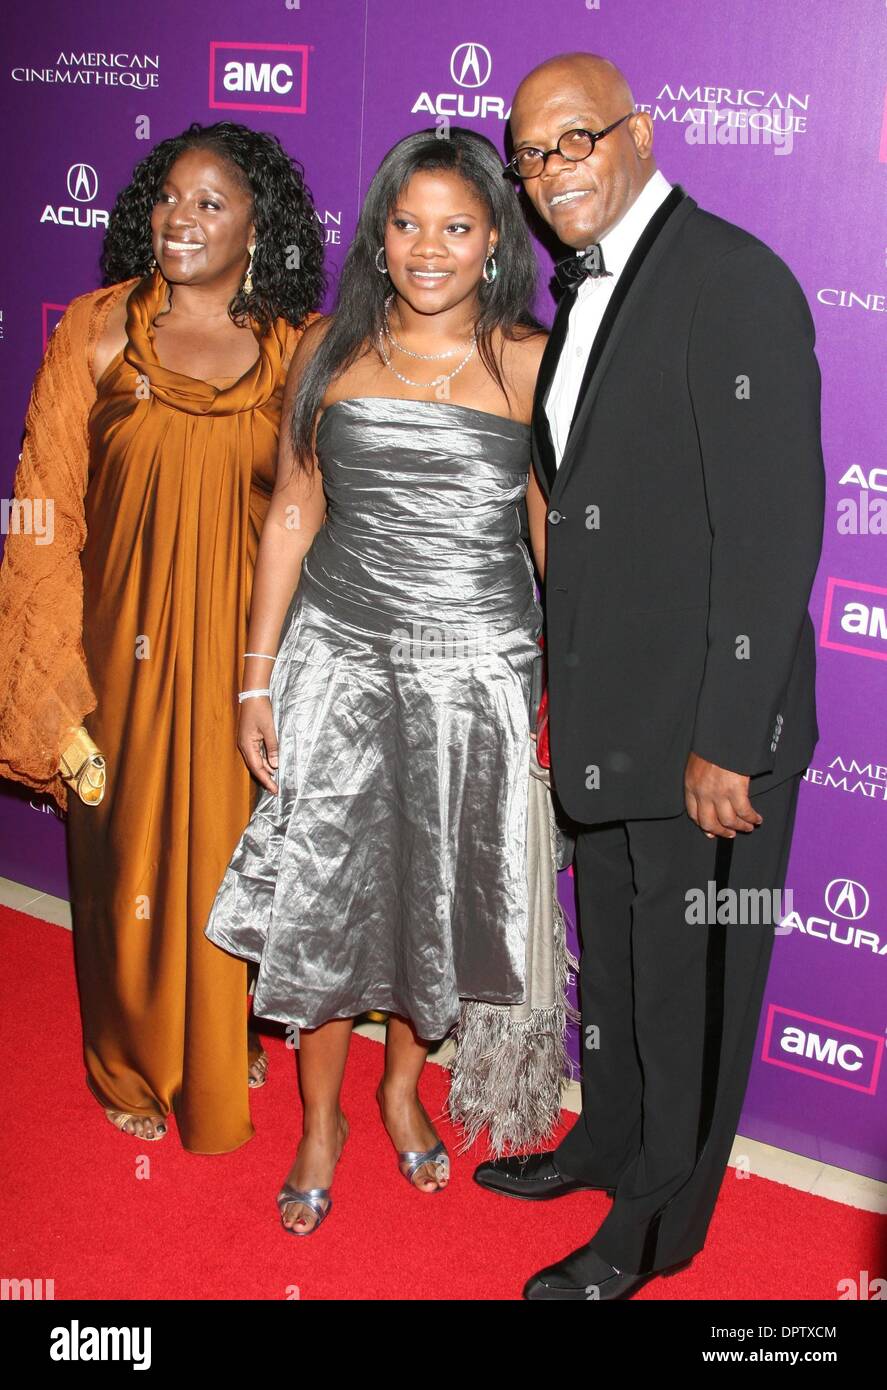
xmin=100 ymin=121 xmax=326 ymax=331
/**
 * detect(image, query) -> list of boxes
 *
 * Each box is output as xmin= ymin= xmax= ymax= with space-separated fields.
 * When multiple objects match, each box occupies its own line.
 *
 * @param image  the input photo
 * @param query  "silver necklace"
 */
xmin=382 ymin=296 xmax=466 ymax=360
xmin=377 ymin=328 xmax=477 ymax=389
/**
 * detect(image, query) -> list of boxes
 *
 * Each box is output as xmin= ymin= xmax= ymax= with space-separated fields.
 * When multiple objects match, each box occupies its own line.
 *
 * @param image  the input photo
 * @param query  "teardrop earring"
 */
xmin=243 ymin=244 xmax=256 ymax=295
xmin=482 ymin=248 xmax=498 ymax=283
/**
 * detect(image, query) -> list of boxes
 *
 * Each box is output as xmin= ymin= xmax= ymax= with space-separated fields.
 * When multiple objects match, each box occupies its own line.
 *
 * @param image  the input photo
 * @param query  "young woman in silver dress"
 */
xmin=205 ymin=128 xmax=552 ymax=1233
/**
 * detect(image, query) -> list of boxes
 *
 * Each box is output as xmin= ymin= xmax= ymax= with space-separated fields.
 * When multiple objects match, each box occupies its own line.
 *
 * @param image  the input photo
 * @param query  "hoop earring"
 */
xmin=482 ymin=250 xmax=498 ymax=284
xmin=243 ymin=245 xmax=256 ymax=295
xmin=375 ymin=246 xmax=389 ymax=275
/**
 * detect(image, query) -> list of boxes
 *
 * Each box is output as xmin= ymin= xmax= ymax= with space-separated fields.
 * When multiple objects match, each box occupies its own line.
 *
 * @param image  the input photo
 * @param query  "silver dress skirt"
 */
xmin=205 ymin=396 xmax=543 ymax=1042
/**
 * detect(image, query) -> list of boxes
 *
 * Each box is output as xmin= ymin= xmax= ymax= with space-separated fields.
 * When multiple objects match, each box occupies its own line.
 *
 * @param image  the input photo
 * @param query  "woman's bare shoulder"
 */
xmin=283 ymin=311 xmax=334 ymax=377
xmin=498 ymin=323 xmax=549 ymax=410
xmin=97 ymin=289 xmax=130 ymax=339
xmin=504 ymin=322 xmax=549 ymax=369
xmin=89 ymin=278 xmax=140 ymax=383
xmin=64 ymin=276 xmax=137 ymax=332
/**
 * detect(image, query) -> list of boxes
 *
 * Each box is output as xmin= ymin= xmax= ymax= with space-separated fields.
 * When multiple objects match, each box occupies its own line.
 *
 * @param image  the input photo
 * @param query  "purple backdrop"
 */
xmin=2 ymin=1 xmax=885 ymax=1180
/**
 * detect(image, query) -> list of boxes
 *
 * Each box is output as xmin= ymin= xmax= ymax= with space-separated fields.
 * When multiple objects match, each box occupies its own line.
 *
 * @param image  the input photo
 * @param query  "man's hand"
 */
xmin=684 ymin=752 xmax=763 ymax=839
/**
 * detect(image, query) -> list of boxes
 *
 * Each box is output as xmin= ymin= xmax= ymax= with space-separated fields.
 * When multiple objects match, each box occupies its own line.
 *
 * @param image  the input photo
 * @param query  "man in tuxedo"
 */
xmin=474 ymin=53 xmax=825 ymax=1299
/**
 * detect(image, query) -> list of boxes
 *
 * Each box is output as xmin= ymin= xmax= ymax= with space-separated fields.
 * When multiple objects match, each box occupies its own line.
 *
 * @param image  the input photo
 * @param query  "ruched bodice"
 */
xmin=299 ymin=396 xmax=540 ymax=651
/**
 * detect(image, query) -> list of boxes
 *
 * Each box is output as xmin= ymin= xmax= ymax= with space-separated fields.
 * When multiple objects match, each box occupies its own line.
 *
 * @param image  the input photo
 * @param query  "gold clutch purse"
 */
xmin=58 ymin=725 xmax=106 ymax=806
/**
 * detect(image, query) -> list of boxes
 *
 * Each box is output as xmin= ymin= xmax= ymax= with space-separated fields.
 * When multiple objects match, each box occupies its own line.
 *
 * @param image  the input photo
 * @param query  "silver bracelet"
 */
xmin=244 ymin=652 xmax=277 ymax=661
xmin=238 ymin=688 xmax=271 ymax=703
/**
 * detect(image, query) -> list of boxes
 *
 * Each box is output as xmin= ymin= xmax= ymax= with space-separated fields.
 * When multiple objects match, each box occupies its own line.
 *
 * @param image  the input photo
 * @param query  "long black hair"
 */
xmin=290 ymin=126 xmax=543 ymax=471
xmin=100 ymin=121 xmax=326 ymax=332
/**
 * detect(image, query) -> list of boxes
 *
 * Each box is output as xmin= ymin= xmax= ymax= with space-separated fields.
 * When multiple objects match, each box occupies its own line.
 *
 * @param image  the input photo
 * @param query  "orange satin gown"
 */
xmin=65 ymin=267 xmax=303 ymax=1153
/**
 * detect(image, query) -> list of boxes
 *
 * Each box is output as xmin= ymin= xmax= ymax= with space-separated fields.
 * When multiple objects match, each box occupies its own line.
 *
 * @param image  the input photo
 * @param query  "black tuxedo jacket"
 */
xmin=529 ymin=185 xmax=825 ymax=825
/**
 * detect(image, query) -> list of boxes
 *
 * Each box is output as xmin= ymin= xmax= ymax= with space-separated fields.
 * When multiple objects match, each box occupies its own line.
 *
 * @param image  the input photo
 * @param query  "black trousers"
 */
xmin=554 ymin=773 xmax=802 ymax=1274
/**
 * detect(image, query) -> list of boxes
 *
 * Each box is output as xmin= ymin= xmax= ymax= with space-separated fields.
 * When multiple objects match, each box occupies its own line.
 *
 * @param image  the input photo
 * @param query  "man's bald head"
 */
xmin=510 ymin=53 xmax=656 ymax=250
xmin=513 ymin=53 xmax=636 ymax=122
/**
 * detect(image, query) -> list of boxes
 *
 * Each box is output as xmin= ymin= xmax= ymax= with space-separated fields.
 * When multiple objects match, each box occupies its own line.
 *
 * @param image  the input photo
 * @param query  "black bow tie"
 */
xmin=554 ymin=244 xmax=612 ymax=290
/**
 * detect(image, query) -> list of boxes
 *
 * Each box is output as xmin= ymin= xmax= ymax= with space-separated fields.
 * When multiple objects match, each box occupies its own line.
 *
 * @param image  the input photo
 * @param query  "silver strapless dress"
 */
xmin=204 ymin=396 xmax=543 ymax=1041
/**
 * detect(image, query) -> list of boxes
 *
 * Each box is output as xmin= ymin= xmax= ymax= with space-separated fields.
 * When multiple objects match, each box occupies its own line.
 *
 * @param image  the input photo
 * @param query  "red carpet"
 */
xmin=1 ymin=903 xmax=883 ymax=1300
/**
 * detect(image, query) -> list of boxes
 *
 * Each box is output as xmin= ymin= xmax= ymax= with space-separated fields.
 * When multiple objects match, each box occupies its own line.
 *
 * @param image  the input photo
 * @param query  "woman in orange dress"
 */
xmin=0 ymin=121 xmax=324 ymax=1152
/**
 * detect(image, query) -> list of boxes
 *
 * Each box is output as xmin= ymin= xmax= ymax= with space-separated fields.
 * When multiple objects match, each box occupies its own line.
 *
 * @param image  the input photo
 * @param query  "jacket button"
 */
xmin=548 ymin=509 xmax=563 ymax=524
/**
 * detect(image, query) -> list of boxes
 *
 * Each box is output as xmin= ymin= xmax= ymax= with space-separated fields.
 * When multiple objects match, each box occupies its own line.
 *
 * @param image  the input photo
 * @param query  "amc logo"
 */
xmin=209 ymin=42 xmax=309 ymax=114
xmin=762 ymin=1005 xmax=884 ymax=1094
xmin=819 ymin=577 xmax=887 ymax=662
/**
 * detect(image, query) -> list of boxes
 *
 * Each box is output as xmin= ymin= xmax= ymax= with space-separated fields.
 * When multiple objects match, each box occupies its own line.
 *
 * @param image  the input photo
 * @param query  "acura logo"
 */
xmin=824 ymin=878 xmax=869 ymax=921
xmin=66 ymin=163 xmax=98 ymax=203
xmin=450 ymin=43 xmax=492 ymax=89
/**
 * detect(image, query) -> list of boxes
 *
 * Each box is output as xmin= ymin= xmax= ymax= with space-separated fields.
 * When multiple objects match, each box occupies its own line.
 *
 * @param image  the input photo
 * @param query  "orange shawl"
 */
xmin=0 ymin=279 xmax=306 ymax=810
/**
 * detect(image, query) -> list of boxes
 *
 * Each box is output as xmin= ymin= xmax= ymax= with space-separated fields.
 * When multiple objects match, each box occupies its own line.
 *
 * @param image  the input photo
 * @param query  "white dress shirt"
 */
xmin=545 ymin=168 xmax=673 ymax=467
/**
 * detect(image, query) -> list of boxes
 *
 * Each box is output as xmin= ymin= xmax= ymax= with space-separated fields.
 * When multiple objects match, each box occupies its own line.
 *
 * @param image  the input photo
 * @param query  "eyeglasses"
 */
xmin=505 ymin=113 xmax=634 ymax=181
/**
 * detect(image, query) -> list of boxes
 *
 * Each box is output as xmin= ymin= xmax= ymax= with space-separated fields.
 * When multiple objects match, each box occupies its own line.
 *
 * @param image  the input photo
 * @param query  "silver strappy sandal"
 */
xmin=398 ymin=1139 xmax=450 ymax=1191
xmin=276 ymin=1183 xmax=333 ymax=1235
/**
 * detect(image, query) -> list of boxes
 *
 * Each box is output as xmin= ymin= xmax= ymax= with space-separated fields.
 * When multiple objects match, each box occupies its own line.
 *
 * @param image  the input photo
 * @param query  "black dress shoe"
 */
xmin=523 ymin=1242 xmax=693 ymax=1301
xmin=473 ymin=1151 xmax=616 ymax=1201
